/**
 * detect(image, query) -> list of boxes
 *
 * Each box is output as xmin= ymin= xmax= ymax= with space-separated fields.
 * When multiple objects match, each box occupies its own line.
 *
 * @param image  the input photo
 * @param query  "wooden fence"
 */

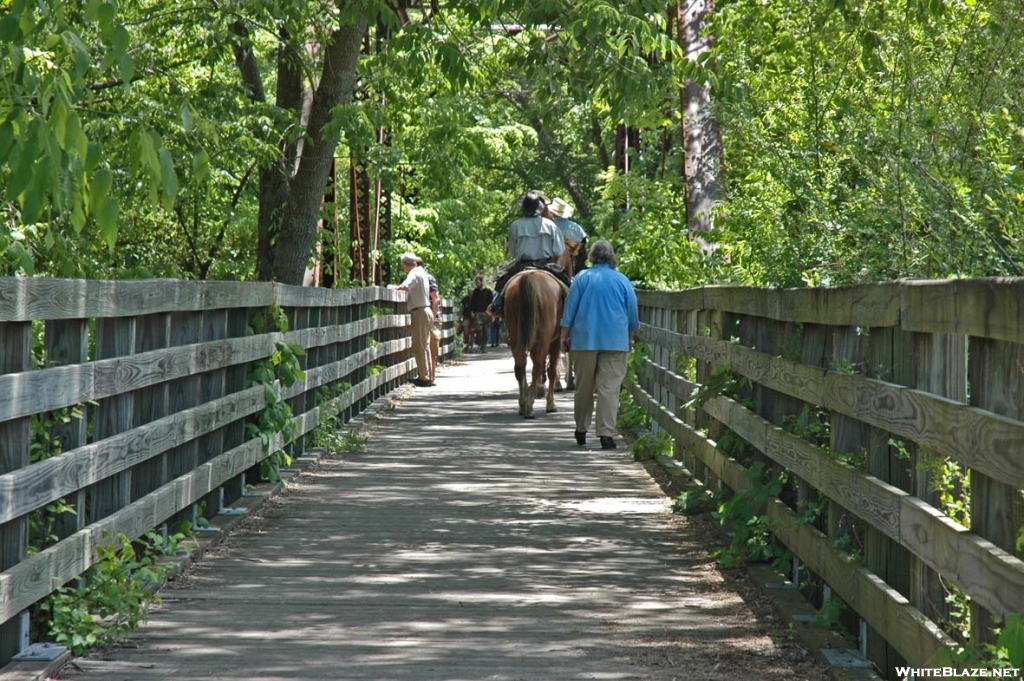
xmin=0 ymin=278 xmax=455 ymax=666
xmin=633 ymin=279 xmax=1024 ymax=678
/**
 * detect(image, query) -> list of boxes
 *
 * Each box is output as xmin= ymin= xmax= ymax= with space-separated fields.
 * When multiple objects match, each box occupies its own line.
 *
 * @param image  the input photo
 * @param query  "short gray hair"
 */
xmin=588 ymin=240 xmax=617 ymax=266
xmin=400 ymin=252 xmax=418 ymax=266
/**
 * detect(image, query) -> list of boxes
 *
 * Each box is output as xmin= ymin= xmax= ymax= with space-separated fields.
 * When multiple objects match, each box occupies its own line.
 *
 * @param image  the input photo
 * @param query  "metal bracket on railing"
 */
xmin=12 ymin=643 xmax=67 ymax=661
xmin=819 ymin=648 xmax=873 ymax=669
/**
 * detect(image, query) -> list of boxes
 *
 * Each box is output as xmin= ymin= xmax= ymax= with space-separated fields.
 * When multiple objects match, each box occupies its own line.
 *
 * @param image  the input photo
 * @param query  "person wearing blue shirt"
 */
xmin=559 ymin=240 xmax=639 ymax=449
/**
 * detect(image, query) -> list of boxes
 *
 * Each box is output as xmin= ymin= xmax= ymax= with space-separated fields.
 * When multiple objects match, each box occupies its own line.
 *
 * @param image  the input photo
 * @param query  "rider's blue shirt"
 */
xmin=560 ymin=263 xmax=639 ymax=352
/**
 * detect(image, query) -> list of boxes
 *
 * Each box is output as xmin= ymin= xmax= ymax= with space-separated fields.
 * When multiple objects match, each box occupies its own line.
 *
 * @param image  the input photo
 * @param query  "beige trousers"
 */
xmin=411 ymin=308 xmax=434 ymax=381
xmin=571 ymin=351 xmax=629 ymax=437
xmin=429 ymin=326 xmax=441 ymax=382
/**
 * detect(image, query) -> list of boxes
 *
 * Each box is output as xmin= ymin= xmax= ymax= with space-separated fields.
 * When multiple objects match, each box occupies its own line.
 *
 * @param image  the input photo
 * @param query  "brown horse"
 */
xmin=503 ymin=269 xmax=567 ymax=418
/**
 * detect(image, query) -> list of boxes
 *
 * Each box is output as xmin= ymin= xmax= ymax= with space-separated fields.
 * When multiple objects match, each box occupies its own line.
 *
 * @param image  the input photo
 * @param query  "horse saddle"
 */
xmin=510 ymin=263 xmax=569 ymax=293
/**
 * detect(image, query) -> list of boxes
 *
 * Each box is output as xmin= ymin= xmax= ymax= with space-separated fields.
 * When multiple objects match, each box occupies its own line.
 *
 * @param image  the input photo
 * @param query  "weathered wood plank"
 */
xmin=0 ymin=316 xmax=408 ymax=426
xmin=198 ymin=309 xmax=228 ymax=518
xmin=131 ymin=314 xmax=170 ymax=502
xmin=0 ymin=279 xmax=275 ymax=321
xmin=0 ymin=430 xmax=282 ymax=624
xmin=908 ymin=333 xmax=965 ymax=629
xmin=629 ymin=381 xmax=956 ymax=668
xmin=901 ymin=278 xmax=1024 ymax=343
xmin=967 ymin=337 xmax=1024 ymax=644
xmin=0 ymin=321 xmax=31 ymax=662
xmin=0 ymin=388 xmax=266 ymax=525
xmin=766 ymin=498 xmax=955 ymax=668
xmin=644 ymin=359 xmax=1024 ymax=619
xmin=642 ymin=325 xmax=1024 ymax=489
xmin=43 ymin=318 xmax=90 ymax=541
xmin=167 ymin=312 xmax=202 ymax=487
xmin=636 ymin=289 xmax=706 ymax=311
xmin=0 ymin=333 xmax=271 ymax=425
xmin=701 ymin=283 xmax=900 ymax=327
xmin=89 ymin=317 xmax=135 ymax=523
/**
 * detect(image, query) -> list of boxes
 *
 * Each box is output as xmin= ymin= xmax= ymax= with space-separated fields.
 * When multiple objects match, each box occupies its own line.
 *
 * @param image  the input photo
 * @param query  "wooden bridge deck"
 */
xmin=57 ymin=351 xmax=828 ymax=681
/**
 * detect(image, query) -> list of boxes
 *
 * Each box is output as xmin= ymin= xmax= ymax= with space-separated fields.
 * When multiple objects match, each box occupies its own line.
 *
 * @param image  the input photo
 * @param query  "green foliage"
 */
xmin=616 ymin=388 xmax=650 ymax=436
xmin=714 ymin=461 xmax=787 ymax=568
xmin=624 ymin=341 xmax=650 ymax=386
xmin=673 ymin=488 xmax=717 ymax=515
xmin=997 ymin=614 xmax=1024 ymax=669
xmin=916 ymin=446 xmax=971 ymax=529
xmin=711 ymin=0 xmax=1024 ymax=285
xmin=683 ymin=364 xmax=738 ymax=410
xmin=39 ymin=531 xmax=176 ymax=654
xmin=631 ymin=430 xmax=671 ymax=461
xmin=813 ymin=597 xmax=847 ymax=630
xmin=246 ymin=309 xmax=304 ymax=483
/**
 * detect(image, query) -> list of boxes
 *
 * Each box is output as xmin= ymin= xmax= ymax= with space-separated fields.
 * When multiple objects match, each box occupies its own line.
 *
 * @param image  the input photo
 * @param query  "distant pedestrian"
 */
xmin=559 ymin=240 xmax=639 ymax=449
xmin=468 ymin=276 xmax=494 ymax=352
xmin=417 ymin=257 xmax=441 ymax=385
xmin=395 ymin=252 xmax=434 ymax=387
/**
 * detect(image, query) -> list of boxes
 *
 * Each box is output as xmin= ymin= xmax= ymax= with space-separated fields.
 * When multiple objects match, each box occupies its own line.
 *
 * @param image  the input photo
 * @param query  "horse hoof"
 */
xmin=546 ymin=406 xmax=557 ymax=413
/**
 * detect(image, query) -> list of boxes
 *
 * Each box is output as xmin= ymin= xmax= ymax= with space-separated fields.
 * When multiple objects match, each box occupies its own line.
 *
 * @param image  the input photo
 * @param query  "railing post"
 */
xmin=132 ymin=313 xmax=170 ymax=502
xmin=199 ymin=309 xmax=228 ymax=517
xmin=45 ymin=318 xmax=90 ymax=541
xmin=91 ymin=317 xmax=136 ymax=523
xmin=166 ymin=311 xmax=201 ymax=527
xmin=863 ymin=324 xmax=915 ymax=674
xmin=968 ymin=335 xmax=1024 ymax=644
xmin=0 ymin=320 xmax=32 ymax=664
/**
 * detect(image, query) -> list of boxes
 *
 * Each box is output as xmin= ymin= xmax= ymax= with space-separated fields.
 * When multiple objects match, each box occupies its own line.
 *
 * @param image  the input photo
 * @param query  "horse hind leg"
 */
xmin=544 ymin=348 xmax=558 ymax=413
xmin=515 ymin=359 xmax=532 ymax=418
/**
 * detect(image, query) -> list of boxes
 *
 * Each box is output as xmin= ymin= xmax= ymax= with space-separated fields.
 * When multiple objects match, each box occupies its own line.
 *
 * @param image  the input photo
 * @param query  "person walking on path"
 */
xmin=395 ymin=252 xmax=434 ymax=387
xmin=468 ymin=276 xmax=494 ymax=352
xmin=559 ymin=240 xmax=639 ymax=449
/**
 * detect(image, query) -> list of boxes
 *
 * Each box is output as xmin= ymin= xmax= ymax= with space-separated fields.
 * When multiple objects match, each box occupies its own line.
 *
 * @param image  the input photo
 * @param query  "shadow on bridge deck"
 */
xmin=57 ymin=350 xmax=829 ymax=681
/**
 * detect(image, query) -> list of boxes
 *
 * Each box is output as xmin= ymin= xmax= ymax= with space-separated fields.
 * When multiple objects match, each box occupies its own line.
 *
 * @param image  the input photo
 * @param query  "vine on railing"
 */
xmin=246 ymin=305 xmax=305 ymax=483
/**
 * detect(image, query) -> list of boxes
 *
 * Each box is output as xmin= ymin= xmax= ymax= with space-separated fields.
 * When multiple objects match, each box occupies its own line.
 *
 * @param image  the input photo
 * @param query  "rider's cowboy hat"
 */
xmin=548 ymin=197 xmax=574 ymax=219
xmin=517 ymin=190 xmax=549 ymax=217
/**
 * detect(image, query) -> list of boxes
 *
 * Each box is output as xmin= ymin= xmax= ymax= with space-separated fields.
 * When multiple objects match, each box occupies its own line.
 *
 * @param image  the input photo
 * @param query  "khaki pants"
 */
xmin=411 ymin=308 xmax=434 ymax=381
xmin=430 ymin=326 xmax=441 ymax=382
xmin=571 ymin=351 xmax=629 ymax=437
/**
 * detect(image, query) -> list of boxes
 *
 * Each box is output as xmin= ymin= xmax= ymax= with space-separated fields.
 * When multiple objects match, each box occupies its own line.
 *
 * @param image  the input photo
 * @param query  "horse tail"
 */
xmin=514 ymin=273 xmax=541 ymax=350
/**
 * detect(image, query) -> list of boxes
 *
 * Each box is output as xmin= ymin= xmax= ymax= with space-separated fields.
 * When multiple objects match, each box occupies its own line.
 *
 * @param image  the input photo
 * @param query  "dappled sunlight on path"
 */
xmin=59 ymin=350 xmax=829 ymax=681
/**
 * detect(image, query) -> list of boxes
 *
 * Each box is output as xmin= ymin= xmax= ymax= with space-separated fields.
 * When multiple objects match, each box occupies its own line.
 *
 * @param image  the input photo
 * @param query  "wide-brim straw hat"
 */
xmin=548 ymin=197 xmax=574 ymax=219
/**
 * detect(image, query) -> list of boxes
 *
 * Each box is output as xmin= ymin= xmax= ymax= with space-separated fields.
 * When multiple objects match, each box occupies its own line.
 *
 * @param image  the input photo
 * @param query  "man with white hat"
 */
xmin=547 ymin=197 xmax=588 ymax=273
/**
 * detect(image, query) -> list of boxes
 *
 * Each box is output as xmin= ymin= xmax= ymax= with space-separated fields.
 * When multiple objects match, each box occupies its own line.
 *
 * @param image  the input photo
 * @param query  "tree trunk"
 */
xmin=678 ymin=0 xmax=724 ymax=241
xmin=249 ymin=14 xmax=369 ymax=285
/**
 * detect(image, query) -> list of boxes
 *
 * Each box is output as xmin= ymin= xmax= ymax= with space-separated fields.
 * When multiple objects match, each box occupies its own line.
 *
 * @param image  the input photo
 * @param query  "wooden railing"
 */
xmin=633 ymin=279 xmax=1024 ymax=678
xmin=0 ymin=278 xmax=456 ymax=665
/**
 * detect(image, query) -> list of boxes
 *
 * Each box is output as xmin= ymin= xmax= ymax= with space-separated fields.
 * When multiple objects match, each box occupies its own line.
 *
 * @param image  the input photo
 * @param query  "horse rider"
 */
xmin=489 ymin=190 xmax=572 ymax=316
xmin=547 ymin=197 xmax=588 ymax=274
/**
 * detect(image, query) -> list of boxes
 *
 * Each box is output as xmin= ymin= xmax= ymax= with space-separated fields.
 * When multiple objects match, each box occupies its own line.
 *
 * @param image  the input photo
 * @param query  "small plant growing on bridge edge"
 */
xmin=631 ymin=431 xmax=671 ymax=461
xmin=38 ymin=531 xmax=175 ymax=655
xmin=673 ymin=488 xmax=717 ymax=515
